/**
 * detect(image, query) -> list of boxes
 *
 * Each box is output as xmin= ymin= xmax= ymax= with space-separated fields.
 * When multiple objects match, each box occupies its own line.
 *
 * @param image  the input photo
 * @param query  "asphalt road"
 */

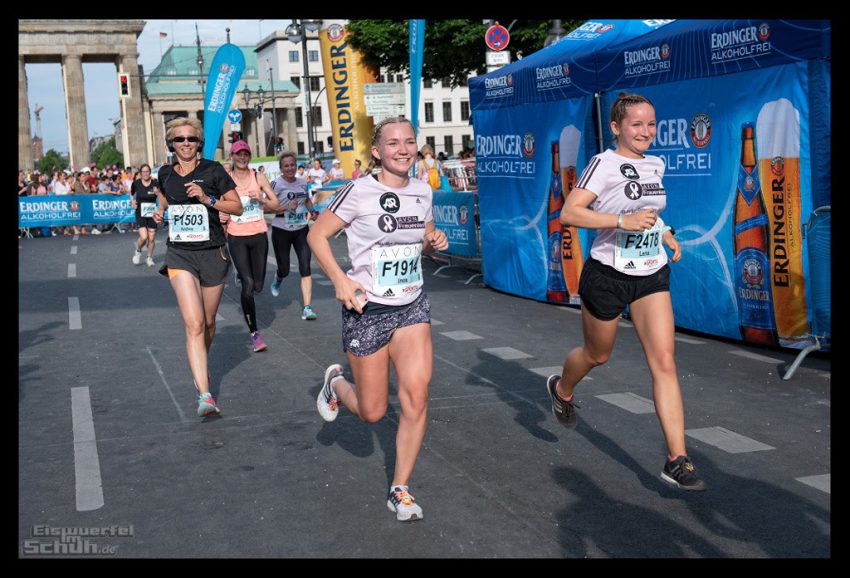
xmin=18 ymin=228 xmax=831 ymax=558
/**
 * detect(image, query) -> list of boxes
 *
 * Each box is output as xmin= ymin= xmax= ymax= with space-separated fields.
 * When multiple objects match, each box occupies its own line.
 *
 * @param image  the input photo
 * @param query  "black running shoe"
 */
xmin=546 ymin=374 xmax=578 ymax=429
xmin=661 ymin=456 xmax=707 ymax=491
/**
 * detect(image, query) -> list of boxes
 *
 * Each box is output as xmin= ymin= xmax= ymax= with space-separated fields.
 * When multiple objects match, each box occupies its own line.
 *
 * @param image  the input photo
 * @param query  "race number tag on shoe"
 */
xmin=371 ymin=243 xmax=423 ymax=299
xmin=169 ymin=204 xmax=210 ymax=242
xmin=140 ymin=202 xmax=157 ymax=217
xmin=230 ymin=196 xmax=263 ymax=223
xmin=614 ymin=220 xmax=662 ymax=273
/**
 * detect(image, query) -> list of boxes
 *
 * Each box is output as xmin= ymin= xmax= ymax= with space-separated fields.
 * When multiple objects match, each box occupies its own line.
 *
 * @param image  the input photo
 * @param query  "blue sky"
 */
xmin=24 ymin=19 xmax=291 ymax=156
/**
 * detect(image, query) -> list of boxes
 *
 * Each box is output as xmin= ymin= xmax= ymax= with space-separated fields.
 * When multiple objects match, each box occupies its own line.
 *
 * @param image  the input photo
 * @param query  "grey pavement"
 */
xmin=18 ymin=229 xmax=831 ymax=558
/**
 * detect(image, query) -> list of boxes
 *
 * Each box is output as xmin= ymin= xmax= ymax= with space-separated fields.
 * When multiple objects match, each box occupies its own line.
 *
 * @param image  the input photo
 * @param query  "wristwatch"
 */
xmin=208 ymin=195 xmax=217 ymax=208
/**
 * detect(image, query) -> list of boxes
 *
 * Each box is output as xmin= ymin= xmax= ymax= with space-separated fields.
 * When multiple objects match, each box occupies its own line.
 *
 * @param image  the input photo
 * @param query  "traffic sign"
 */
xmin=485 ymin=23 xmax=510 ymax=51
xmin=363 ymin=82 xmax=405 ymax=95
xmin=229 ymin=122 xmax=241 ymax=132
xmin=486 ymin=51 xmax=511 ymax=66
xmin=227 ymin=109 xmax=242 ymax=123
xmin=364 ymin=93 xmax=405 ymax=106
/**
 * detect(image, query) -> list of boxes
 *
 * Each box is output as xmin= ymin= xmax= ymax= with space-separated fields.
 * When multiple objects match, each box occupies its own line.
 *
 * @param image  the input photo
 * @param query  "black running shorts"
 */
xmin=341 ymin=293 xmax=431 ymax=357
xmin=579 ymin=258 xmax=670 ymax=321
xmin=162 ymin=245 xmax=231 ymax=287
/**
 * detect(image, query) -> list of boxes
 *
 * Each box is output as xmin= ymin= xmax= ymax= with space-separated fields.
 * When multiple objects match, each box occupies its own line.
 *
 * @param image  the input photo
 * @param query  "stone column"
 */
xmin=119 ymin=55 xmax=147 ymax=169
xmin=285 ymin=108 xmax=298 ymax=157
xmin=62 ymin=54 xmax=90 ymax=170
xmin=19 ymin=57 xmax=33 ymax=170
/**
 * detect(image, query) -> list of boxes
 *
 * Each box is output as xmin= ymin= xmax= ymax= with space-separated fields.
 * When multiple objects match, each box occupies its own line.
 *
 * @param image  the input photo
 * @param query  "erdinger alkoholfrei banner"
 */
xmin=409 ymin=19 xmax=426 ymax=133
xmin=18 ymin=195 xmax=135 ymax=227
xmin=432 ymin=191 xmax=478 ymax=258
xmin=202 ymin=44 xmax=246 ymax=160
xmin=319 ymin=21 xmax=378 ymax=178
xmin=599 ymin=62 xmax=812 ymax=347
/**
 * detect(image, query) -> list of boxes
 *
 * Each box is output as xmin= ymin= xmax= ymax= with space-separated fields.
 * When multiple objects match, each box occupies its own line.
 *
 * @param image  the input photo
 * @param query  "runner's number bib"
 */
xmin=230 ymin=196 xmax=263 ymax=223
xmin=370 ymin=243 xmax=423 ymax=299
xmin=614 ymin=220 xmax=663 ymax=273
xmin=169 ymin=204 xmax=210 ymax=242
xmin=140 ymin=202 xmax=156 ymax=217
xmin=287 ymin=205 xmax=308 ymax=226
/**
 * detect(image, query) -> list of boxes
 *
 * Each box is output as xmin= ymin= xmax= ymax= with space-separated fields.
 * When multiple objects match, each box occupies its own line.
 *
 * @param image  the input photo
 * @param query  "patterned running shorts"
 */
xmin=341 ymin=293 xmax=431 ymax=357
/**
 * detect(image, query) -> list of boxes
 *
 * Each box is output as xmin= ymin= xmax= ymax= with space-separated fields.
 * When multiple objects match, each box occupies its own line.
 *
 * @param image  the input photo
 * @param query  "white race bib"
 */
xmin=169 ymin=204 xmax=210 ymax=242
xmin=370 ymin=243 xmax=423 ymax=299
xmin=230 ymin=195 xmax=263 ymax=223
xmin=614 ymin=220 xmax=663 ymax=273
xmin=140 ymin=202 xmax=156 ymax=217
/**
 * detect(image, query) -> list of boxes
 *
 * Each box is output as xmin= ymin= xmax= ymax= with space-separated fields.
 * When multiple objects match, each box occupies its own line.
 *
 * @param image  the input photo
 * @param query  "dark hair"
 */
xmin=609 ymin=92 xmax=654 ymax=126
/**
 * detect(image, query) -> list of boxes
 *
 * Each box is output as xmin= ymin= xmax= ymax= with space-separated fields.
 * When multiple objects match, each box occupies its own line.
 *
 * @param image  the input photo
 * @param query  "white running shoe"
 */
xmin=387 ymin=486 xmax=423 ymax=522
xmin=132 ymin=249 xmax=142 ymax=265
xmin=317 ymin=364 xmax=343 ymax=422
xmin=146 ymin=256 xmax=154 ymax=267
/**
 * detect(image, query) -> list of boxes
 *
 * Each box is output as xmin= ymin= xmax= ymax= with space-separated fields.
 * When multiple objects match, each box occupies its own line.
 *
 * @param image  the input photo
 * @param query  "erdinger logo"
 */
xmin=69 ymin=201 xmax=80 ymax=211
xmin=484 ymin=73 xmax=514 ymax=99
xmin=219 ymin=64 xmax=229 ymax=73
xmin=757 ymin=22 xmax=771 ymax=41
xmin=744 ymin=174 xmax=756 ymax=192
xmin=770 ymin=156 xmax=785 ymax=176
xmin=690 ymin=113 xmax=712 ymax=148
xmin=522 ymin=133 xmax=535 ymax=158
xmin=598 ymin=24 xmax=614 ymax=33
xmin=327 ymin=24 xmax=345 ymax=43
xmin=380 ymin=192 xmax=400 ymax=213
xmin=624 ymin=181 xmax=643 ymax=200
xmin=620 ymin=164 xmax=639 ymax=180
xmin=459 ymin=205 xmax=469 ymax=225
xmin=742 ymin=257 xmax=764 ymax=286
xmin=660 ymin=44 xmax=670 ymax=60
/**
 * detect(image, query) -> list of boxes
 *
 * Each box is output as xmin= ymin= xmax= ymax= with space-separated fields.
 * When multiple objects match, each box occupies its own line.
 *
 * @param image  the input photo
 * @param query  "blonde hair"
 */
xmin=367 ymin=116 xmax=415 ymax=173
xmin=277 ymin=151 xmax=297 ymax=167
xmin=166 ymin=117 xmax=204 ymax=142
xmin=420 ymin=144 xmax=435 ymax=158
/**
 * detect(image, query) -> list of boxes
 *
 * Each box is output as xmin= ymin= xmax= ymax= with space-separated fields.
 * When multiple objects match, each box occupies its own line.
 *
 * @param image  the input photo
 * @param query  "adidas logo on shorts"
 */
xmin=383 ymin=289 xmax=395 ymax=297
xmin=624 ymin=261 xmax=636 ymax=270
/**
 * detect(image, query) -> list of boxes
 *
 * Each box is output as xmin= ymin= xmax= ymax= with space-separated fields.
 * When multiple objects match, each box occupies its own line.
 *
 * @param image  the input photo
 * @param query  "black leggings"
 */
xmin=227 ymin=232 xmax=268 ymax=333
xmin=271 ymin=226 xmax=312 ymax=280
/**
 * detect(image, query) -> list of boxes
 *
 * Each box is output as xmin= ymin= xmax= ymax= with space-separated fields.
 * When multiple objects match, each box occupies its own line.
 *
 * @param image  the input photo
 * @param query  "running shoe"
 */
xmin=661 ymin=456 xmax=707 ymax=491
xmin=271 ymin=278 xmax=282 ymax=297
xmin=546 ymin=374 xmax=578 ymax=429
xmin=132 ymin=249 xmax=142 ymax=265
xmin=387 ymin=486 xmax=423 ymax=522
xmin=250 ymin=331 xmax=267 ymax=352
xmin=146 ymin=256 xmax=154 ymax=267
xmin=302 ymin=305 xmax=317 ymax=320
xmin=317 ymin=364 xmax=343 ymax=422
xmin=197 ymin=392 xmax=220 ymax=417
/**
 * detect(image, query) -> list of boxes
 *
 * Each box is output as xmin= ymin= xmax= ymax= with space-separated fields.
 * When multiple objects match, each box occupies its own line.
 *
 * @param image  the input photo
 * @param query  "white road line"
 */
xmin=686 ymin=426 xmax=776 ymax=453
xmin=71 ymin=387 xmax=104 ymax=511
xmin=146 ymin=347 xmax=188 ymax=423
xmin=431 ymin=319 xmax=445 ymax=326
xmin=440 ymin=330 xmax=483 ymax=341
xmin=559 ymin=306 xmax=581 ymax=315
xmin=70 ymin=246 xmax=78 ymax=255
xmin=73 ymin=234 xmax=79 ymax=241
xmin=315 ymin=280 xmax=334 ymax=286
xmin=216 ymin=313 xmax=225 ymax=322
xmin=68 ymin=263 xmax=76 ymax=278
xmin=675 ymin=336 xmax=706 ymax=345
xmin=596 ymin=392 xmax=655 ymax=414
xmin=529 ymin=366 xmax=592 ymax=381
xmin=482 ymin=347 xmax=533 ymax=360
xmin=68 ymin=297 xmax=82 ymax=330
xmin=796 ymin=474 xmax=830 ymax=494
xmin=729 ymin=350 xmax=784 ymax=364
xmin=618 ymin=320 xmax=633 ymax=328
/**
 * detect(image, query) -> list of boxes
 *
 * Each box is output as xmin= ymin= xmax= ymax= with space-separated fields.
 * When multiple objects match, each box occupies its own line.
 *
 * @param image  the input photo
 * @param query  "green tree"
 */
xmin=36 ymin=149 xmax=69 ymax=174
xmin=347 ymin=20 xmax=583 ymax=88
xmin=91 ymin=137 xmax=124 ymax=169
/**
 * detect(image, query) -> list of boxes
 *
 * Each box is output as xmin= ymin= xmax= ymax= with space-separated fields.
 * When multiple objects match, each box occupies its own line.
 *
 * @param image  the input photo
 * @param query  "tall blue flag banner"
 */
xmin=409 ymin=20 xmax=425 ymax=133
xmin=203 ymin=44 xmax=246 ymax=160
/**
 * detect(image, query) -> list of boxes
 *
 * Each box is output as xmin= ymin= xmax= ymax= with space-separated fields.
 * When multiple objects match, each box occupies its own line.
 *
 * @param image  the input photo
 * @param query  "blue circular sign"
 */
xmin=486 ymin=24 xmax=510 ymax=51
xmin=228 ymin=109 xmax=242 ymax=123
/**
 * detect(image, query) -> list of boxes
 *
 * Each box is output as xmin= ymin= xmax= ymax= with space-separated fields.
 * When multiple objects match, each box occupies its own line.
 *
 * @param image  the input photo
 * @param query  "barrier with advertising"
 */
xmin=432 ymin=192 xmax=479 ymax=258
xmin=469 ymin=19 xmax=830 ymax=348
xmin=18 ymin=195 xmax=135 ymax=228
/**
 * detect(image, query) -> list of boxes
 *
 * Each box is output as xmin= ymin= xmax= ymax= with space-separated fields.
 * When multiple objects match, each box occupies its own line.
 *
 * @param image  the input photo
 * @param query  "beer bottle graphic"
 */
xmin=756 ymin=98 xmax=807 ymax=347
xmin=546 ymin=141 xmax=568 ymax=303
xmin=559 ymin=125 xmax=585 ymax=305
xmin=733 ymin=123 xmax=778 ymax=345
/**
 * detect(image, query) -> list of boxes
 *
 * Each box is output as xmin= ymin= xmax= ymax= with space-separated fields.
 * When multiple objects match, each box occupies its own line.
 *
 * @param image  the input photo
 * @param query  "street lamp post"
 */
xmin=286 ymin=19 xmax=322 ymax=159
xmin=267 ymin=60 xmax=277 ymax=157
xmin=241 ymin=86 xmax=266 ymax=154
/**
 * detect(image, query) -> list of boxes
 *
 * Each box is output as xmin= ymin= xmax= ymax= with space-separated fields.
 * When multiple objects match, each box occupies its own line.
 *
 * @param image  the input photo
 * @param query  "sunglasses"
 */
xmin=172 ymin=136 xmax=200 ymax=143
